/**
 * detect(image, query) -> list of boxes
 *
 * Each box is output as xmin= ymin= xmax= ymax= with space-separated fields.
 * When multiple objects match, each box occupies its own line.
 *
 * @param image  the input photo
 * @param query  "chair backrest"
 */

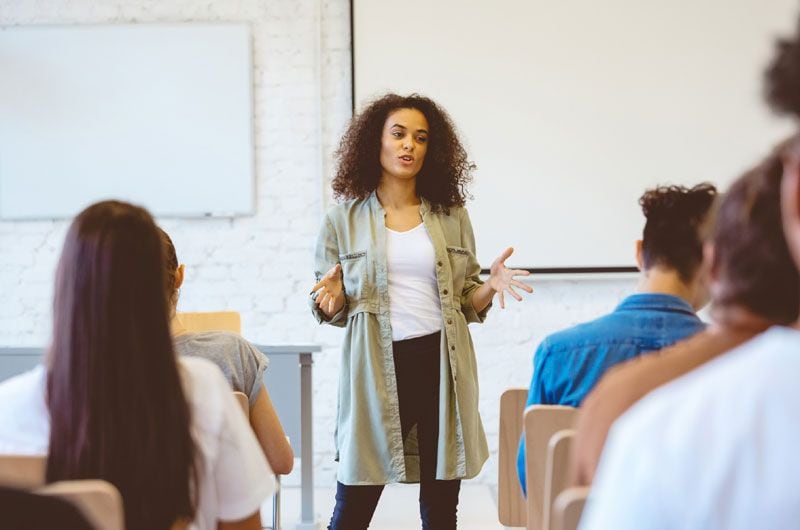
xmin=498 ymin=388 xmax=528 ymax=527
xmin=0 ymin=454 xmax=46 ymax=489
xmin=233 ymin=391 xmax=250 ymax=417
xmin=176 ymin=311 xmax=241 ymax=334
xmin=550 ymin=486 xmax=589 ymax=530
xmin=524 ymin=405 xmax=578 ymax=530
xmin=38 ymin=479 xmax=124 ymax=530
xmin=544 ymin=429 xmax=576 ymax=530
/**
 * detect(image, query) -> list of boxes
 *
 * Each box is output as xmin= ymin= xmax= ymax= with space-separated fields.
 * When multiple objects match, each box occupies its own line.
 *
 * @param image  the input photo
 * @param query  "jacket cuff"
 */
xmin=462 ymin=288 xmax=491 ymax=323
xmin=309 ymin=294 xmax=348 ymax=327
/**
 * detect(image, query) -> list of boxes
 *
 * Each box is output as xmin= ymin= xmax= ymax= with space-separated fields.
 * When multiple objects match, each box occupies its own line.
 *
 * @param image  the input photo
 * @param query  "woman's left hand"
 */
xmin=488 ymin=247 xmax=533 ymax=308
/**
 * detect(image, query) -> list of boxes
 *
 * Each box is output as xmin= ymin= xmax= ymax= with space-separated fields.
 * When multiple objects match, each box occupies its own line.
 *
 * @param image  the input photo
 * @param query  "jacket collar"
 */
xmin=368 ymin=190 xmax=432 ymax=216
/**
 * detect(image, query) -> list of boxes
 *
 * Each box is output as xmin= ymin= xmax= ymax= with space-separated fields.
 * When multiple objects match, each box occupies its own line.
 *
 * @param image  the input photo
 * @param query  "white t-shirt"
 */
xmin=0 ymin=357 xmax=275 ymax=530
xmin=580 ymin=326 xmax=800 ymax=530
xmin=386 ymin=222 xmax=443 ymax=341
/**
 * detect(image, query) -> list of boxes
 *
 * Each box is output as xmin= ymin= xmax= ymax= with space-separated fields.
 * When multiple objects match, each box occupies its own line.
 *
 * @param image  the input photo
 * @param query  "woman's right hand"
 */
xmin=312 ymin=263 xmax=345 ymax=317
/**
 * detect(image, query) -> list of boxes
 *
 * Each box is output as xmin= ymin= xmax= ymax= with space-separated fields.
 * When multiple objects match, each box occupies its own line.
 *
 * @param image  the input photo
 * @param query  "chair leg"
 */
xmin=272 ymin=476 xmax=281 ymax=530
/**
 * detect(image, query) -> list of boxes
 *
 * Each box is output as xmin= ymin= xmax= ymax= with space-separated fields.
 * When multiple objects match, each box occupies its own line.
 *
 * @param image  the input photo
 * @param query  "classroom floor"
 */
xmin=261 ymin=483 xmax=505 ymax=529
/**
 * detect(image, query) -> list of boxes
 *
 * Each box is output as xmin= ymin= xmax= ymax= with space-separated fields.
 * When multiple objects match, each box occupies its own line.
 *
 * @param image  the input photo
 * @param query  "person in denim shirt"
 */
xmin=516 ymin=183 xmax=717 ymax=495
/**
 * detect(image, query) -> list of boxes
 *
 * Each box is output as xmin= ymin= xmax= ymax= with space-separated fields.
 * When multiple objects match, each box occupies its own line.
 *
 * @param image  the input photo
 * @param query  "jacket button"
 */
xmin=437 ymin=261 xmax=443 ymax=267
xmin=447 ymin=319 xmax=453 ymax=325
xmin=451 ymin=345 xmax=455 ymax=351
xmin=443 ymin=289 xmax=448 ymax=295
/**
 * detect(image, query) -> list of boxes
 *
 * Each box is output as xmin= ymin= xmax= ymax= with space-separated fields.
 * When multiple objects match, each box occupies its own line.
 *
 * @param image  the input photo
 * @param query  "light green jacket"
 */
xmin=310 ymin=192 xmax=491 ymax=485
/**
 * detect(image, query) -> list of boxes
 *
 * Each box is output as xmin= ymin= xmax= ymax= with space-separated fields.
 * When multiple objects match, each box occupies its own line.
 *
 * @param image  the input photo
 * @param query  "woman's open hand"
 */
xmin=488 ymin=247 xmax=533 ymax=308
xmin=312 ymin=263 xmax=345 ymax=316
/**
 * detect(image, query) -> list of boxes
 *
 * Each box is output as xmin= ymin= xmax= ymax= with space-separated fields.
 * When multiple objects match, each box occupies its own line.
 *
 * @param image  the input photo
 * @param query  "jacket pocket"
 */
xmin=339 ymin=250 xmax=368 ymax=303
xmin=446 ymin=246 xmax=468 ymax=297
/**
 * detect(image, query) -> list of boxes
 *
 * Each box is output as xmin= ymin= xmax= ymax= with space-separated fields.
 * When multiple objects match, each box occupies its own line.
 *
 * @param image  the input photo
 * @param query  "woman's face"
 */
xmin=379 ymin=107 xmax=429 ymax=182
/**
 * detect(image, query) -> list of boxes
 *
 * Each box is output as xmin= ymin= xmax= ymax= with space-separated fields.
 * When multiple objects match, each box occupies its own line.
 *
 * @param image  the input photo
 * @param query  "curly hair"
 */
xmin=765 ymin=16 xmax=800 ymax=118
xmin=332 ymin=93 xmax=475 ymax=213
xmin=712 ymin=150 xmax=799 ymax=323
xmin=638 ymin=183 xmax=718 ymax=282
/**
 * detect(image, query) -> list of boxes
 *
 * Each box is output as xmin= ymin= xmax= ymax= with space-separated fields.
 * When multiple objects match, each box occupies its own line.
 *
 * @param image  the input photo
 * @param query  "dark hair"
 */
xmin=711 ymin=152 xmax=799 ymax=323
xmin=47 ymin=201 xmax=198 ymax=530
xmin=765 ymin=16 xmax=800 ymax=117
xmin=159 ymin=227 xmax=179 ymax=308
xmin=639 ymin=183 xmax=718 ymax=281
xmin=332 ymin=93 xmax=474 ymax=213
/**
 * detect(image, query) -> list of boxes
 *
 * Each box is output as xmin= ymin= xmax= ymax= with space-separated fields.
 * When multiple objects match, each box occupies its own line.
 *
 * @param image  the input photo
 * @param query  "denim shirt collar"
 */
xmin=615 ymin=293 xmax=696 ymax=315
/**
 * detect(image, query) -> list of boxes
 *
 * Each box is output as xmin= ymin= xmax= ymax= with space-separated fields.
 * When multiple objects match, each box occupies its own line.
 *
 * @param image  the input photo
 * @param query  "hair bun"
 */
xmin=640 ymin=183 xmax=717 ymax=226
xmin=638 ymin=183 xmax=717 ymax=281
xmin=765 ymin=26 xmax=800 ymax=117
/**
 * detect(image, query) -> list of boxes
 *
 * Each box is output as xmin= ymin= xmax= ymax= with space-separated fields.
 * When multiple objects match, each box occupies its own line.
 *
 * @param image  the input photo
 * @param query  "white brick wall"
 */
xmin=0 ymin=0 xmax=637 ymax=488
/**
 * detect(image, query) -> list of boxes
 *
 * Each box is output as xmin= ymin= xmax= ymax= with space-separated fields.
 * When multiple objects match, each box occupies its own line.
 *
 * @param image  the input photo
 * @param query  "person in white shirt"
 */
xmin=581 ymin=22 xmax=800 ymax=530
xmin=0 ymin=200 xmax=275 ymax=530
xmin=579 ymin=326 xmax=800 ymax=530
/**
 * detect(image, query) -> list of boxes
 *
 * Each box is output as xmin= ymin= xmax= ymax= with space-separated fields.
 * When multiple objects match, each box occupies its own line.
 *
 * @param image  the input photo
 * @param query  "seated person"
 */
xmin=517 ymin=183 xmax=717 ymax=494
xmin=580 ymin=28 xmax=800 ymax=529
xmin=0 ymin=200 xmax=274 ymax=530
xmin=159 ymin=228 xmax=294 ymax=475
xmin=573 ymin=151 xmax=799 ymax=485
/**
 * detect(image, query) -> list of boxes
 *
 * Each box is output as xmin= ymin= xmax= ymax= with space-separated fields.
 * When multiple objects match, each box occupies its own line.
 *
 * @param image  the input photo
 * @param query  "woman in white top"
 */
xmin=0 ymin=200 xmax=275 ymax=530
xmin=311 ymin=94 xmax=533 ymax=529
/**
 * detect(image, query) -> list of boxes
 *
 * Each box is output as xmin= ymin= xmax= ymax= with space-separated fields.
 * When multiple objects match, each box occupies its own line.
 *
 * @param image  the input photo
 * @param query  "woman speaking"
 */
xmin=310 ymin=94 xmax=532 ymax=529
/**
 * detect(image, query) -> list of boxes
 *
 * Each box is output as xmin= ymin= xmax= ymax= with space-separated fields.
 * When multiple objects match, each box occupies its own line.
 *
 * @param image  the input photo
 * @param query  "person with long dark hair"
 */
xmin=0 ymin=201 xmax=275 ymax=530
xmin=310 ymin=93 xmax=533 ymax=529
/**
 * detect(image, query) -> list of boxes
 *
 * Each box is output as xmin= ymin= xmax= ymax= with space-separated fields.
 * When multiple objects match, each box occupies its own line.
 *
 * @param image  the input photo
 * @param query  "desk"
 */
xmin=0 ymin=344 xmax=322 ymax=530
xmin=255 ymin=345 xmax=321 ymax=530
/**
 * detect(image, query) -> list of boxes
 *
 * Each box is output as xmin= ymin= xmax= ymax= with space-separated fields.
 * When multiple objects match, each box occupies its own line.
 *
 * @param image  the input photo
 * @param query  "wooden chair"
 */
xmin=523 ymin=405 xmax=578 ymax=530
xmin=38 ymin=479 xmax=124 ymax=530
xmin=0 ymin=457 xmax=123 ymax=530
xmin=551 ymin=486 xmax=589 ymax=530
xmin=543 ymin=429 xmax=575 ymax=530
xmin=0 ymin=483 xmax=94 ymax=530
xmin=498 ymin=388 xmax=528 ymax=527
xmin=0 ymin=454 xmax=46 ymax=489
xmin=233 ymin=390 xmax=281 ymax=530
xmin=175 ymin=311 xmax=241 ymax=334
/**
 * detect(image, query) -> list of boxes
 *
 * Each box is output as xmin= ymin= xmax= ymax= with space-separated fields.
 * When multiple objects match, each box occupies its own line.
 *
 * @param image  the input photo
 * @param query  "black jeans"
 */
xmin=328 ymin=331 xmax=461 ymax=530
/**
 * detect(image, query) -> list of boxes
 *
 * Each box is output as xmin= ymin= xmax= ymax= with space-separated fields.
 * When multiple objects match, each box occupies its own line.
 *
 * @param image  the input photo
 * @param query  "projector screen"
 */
xmin=353 ymin=0 xmax=796 ymax=270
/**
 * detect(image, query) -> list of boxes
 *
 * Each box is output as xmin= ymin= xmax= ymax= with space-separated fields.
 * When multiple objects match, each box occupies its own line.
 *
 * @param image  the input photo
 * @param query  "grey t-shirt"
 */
xmin=174 ymin=331 xmax=268 ymax=407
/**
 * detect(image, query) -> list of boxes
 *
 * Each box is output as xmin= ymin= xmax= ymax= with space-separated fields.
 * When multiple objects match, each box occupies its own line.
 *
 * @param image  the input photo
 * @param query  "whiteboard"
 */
xmin=0 ymin=24 xmax=254 ymax=219
xmin=353 ymin=0 xmax=797 ymax=270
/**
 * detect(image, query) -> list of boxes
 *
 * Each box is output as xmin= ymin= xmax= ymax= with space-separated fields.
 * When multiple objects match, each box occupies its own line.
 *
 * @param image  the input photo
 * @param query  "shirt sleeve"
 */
xmin=238 ymin=339 xmax=269 ymax=407
xmin=578 ymin=409 xmax=668 ymax=530
xmin=529 ymin=341 xmax=553 ymax=405
xmin=516 ymin=341 xmax=552 ymax=495
xmin=458 ymin=208 xmax=491 ymax=323
xmin=213 ymin=372 xmax=277 ymax=521
xmin=310 ymin=212 xmax=348 ymax=327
